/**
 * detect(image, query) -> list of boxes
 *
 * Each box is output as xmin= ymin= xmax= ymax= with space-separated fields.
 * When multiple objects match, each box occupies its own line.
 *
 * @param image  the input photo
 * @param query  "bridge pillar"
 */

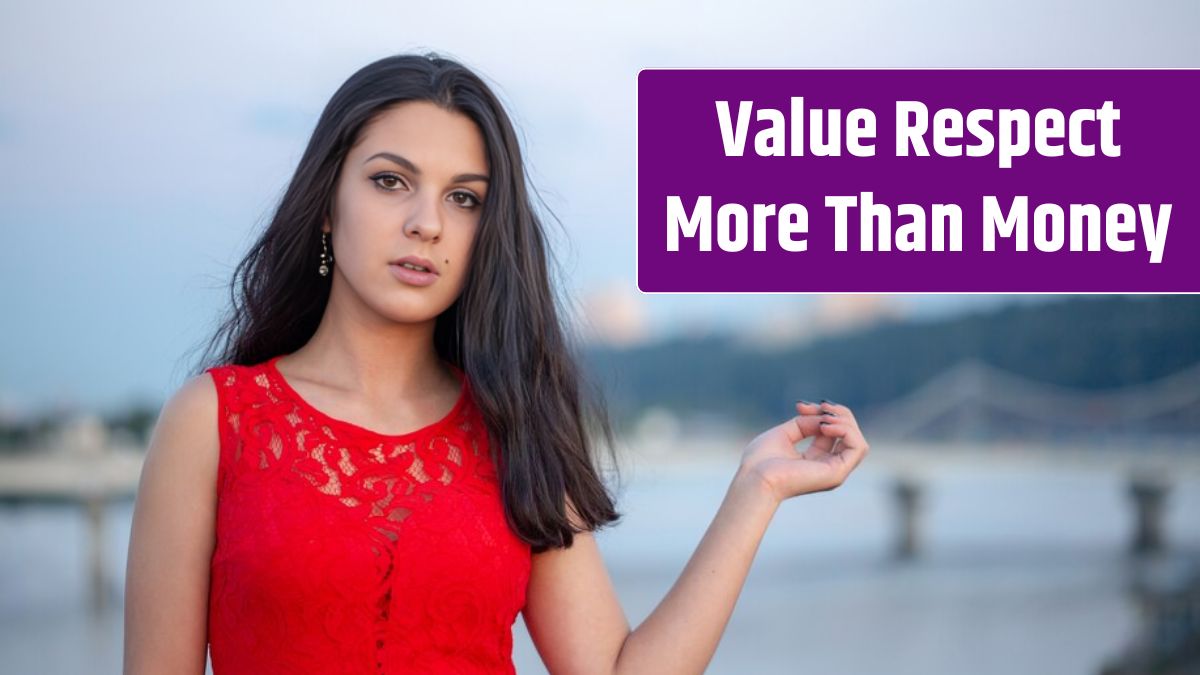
xmin=1128 ymin=474 xmax=1171 ymax=556
xmin=86 ymin=496 xmax=109 ymax=613
xmin=892 ymin=476 xmax=923 ymax=560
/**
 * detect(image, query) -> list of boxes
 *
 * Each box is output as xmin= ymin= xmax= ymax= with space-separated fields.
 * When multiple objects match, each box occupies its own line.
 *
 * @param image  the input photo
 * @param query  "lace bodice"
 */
xmin=205 ymin=355 xmax=532 ymax=674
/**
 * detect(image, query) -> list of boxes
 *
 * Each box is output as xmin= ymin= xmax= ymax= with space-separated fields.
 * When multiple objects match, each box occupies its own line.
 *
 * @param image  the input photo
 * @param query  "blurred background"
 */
xmin=2 ymin=1 xmax=1198 ymax=673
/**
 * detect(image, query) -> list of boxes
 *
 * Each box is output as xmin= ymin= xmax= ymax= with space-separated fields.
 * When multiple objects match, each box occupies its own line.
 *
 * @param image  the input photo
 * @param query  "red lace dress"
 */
xmin=205 ymin=355 xmax=532 ymax=674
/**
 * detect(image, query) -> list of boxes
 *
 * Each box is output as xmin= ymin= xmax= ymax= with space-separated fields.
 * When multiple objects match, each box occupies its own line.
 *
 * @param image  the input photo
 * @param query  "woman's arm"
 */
xmin=123 ymin=374 xmax=220 ymax=675
xmin=522 ymin=400 xmax=870 ymax=675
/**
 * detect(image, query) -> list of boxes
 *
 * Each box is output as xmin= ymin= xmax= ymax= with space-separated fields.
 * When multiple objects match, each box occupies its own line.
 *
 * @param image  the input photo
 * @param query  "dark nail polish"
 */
xmin=822 ymin=411 xmax=838 ymax=417
xmin=797 ymin=399 xmax=814 ymax=406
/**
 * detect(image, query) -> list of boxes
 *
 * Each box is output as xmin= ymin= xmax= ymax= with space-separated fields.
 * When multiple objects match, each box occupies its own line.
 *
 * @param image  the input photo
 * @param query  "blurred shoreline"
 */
xmin=3 ymin=440 xmax=1197 ymax=674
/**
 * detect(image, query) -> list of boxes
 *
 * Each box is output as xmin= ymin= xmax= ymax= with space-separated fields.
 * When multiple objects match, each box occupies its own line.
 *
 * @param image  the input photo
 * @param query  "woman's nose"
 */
xmin=403 ymin=194 xmax=444 ymax=242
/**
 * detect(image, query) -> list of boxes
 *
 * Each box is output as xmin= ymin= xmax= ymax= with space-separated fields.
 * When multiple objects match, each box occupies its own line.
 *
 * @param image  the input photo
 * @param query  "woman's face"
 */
xmin=324 ymin=100 xmax=488 ymax=324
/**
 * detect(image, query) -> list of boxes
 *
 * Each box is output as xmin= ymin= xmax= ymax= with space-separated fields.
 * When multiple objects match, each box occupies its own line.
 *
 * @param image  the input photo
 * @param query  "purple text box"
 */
xmin=636 ymin=69 xmax=1199 ymax=292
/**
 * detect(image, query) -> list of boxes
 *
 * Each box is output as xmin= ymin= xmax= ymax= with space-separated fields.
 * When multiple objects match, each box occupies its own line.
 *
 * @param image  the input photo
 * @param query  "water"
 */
xmin=2 ymin=455 xmax=1198 ymax=674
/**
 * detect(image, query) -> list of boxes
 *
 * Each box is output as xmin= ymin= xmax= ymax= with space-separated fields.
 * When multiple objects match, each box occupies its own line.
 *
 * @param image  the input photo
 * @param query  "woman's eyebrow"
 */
xmin=454 ymin=172 xmax=489 ymax=184
xmin=363 ymin=151 xmax=419 ymax=173
xmin=363 ymin=151 xmax=488 ymax=183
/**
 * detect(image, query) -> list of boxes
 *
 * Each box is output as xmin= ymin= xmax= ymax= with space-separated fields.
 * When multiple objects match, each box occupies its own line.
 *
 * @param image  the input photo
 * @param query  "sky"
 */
xmin=1 ymin=0 xmax=1197 ymax=413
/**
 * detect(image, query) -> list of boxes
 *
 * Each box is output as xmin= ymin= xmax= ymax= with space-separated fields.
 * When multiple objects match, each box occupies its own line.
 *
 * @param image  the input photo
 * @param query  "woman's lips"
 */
xmin=389 ymin=263 xmax=439 ymax=286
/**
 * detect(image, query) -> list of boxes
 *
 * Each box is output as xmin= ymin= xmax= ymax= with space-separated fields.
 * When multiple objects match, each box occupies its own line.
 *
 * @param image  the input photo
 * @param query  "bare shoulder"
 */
xmin=165 ymin=371 xmax=220 ymax=426
xmin=132 ymin=371 xmax=222 ymax=526
xmin=143 ymin=372 xmax=221 ymax=482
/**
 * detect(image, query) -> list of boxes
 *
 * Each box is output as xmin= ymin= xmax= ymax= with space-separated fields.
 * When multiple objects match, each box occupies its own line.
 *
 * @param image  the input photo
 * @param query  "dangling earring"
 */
xmin=318 ymin=230 xmax=333 ymax=277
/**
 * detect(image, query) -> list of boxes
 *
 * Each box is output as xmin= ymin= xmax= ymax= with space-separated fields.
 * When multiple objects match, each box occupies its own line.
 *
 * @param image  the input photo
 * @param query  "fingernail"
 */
xmin=819 ymin=421 xmax=830 ymax=426
xmin=821 ymin=399 xmax=840 ymax=406
xmin=821 ymin=411 xmax=838 ymax=417
xmin=797 ymin=399 xmax=814 ymax=406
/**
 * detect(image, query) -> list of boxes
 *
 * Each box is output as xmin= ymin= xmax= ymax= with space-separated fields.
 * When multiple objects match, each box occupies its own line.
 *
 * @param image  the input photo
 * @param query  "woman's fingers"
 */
xmin=807 ymin=399 xmax=869 ymax=455
xmin=799 ymin=400 xmax=858 ymax=429
xmin=817 ymin=400 xmax=857 ymax=424
xmin=816 ymin=417 xmax=870 ymax=470
xmin=776 ymin=413 xmax=824 ymax=446
xmin=795 ymin=400 xmax=822 ymax=416
xmin=816 ymin=420 xmax=847 ymax=459
xmin=793 ymin=402 xmax=832 ymax=451
xmin=819 ymin=416 xmax=866 ymax=446
xmin=799 ymin=398 xmax=869 ymax=453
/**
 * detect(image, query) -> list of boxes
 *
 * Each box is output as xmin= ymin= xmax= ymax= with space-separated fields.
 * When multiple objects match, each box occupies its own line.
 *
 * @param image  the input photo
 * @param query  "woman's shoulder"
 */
xmin=131 ymin=372 xmax=223 ymax=531
xmin=158 ymin=367 xmax=222 ymax=451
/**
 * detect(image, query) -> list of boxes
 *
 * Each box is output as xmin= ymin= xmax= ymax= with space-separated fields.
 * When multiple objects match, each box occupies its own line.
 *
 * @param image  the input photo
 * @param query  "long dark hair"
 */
xmin=193 ymin=52 xmax=620 ymax=551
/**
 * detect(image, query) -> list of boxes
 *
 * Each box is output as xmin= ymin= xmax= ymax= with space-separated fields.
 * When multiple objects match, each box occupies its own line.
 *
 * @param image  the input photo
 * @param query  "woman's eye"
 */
xmin=449 ymin=191 xmax=481 ymax=209
xmin=371 ymin=174 xmax=406 ymax=191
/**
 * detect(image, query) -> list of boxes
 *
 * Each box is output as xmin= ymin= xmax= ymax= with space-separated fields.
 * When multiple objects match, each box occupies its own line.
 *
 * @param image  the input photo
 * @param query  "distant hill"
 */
xmin=582 ymin=295 xmax=1200 ymax=434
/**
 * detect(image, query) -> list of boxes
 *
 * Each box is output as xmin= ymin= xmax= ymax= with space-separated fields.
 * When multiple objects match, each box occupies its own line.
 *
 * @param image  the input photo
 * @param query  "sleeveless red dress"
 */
xmin=205 ymin=355 xmax=532 ymax=674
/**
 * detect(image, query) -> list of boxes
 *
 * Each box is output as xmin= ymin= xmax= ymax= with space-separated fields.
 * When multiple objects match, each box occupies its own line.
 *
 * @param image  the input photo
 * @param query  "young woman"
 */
xmin=123 ymin=53 xmax=869 ymax=675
